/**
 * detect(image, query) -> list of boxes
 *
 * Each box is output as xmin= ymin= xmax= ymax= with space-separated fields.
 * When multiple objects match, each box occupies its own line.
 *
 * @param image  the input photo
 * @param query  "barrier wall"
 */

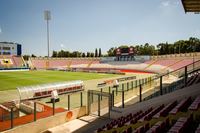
xmin=151 ymin=52 xmax=200 ymax=60
xmin=3 ymin=106 xmax=86 ymax=133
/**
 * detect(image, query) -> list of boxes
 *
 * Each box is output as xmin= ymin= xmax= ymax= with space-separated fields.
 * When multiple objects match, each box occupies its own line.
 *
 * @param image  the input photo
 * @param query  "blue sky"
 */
xmin=0 ymin=0 xmax=199 ymax=56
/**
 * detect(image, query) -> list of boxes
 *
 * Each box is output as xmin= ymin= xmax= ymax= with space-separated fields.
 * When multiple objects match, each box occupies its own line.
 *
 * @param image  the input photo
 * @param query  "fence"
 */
xmin=0 ymin=90 xmax=86 ymax=132
xmin=93 ymin=60 xmax=200 ymax=110
xmin=1 ymin=60 xmax=200 ymax=132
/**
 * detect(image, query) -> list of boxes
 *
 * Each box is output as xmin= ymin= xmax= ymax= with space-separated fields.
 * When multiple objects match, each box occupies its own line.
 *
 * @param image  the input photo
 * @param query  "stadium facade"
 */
xmin=0 ymin=42 xmax=22 ymax=56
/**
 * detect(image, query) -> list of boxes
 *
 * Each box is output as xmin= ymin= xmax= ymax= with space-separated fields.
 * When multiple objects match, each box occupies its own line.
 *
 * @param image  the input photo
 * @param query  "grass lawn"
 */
xmin=0 ymin=70 xmax=117 ymax=91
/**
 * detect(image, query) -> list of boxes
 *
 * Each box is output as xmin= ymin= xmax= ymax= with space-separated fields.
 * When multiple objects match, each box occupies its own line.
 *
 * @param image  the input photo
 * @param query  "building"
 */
xmin=0 ymin=42 xmax=22 ymax=56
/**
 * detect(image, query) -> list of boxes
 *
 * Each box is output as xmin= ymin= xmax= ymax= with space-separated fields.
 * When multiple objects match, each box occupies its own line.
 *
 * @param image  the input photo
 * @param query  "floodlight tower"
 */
xmin=44 ymin=10 xmax=51 ymax=58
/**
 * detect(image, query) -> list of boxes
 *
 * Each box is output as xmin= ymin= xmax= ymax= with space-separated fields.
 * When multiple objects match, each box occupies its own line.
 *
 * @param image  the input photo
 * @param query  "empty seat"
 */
xmin=189 ymin=96 xmax=200 ymax=111
xmin=154 ymin=101 xmax=177 ymax=118
xmin=169 ymin=97 xmax=191 ymax=115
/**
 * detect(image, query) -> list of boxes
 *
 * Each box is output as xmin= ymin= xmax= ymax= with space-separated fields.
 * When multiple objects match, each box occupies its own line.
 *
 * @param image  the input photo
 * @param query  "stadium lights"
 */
xmin=44 ymin=10 xmax=51 ymax=58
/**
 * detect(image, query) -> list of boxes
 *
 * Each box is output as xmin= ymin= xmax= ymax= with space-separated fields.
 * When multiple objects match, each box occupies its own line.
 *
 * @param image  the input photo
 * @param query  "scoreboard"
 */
xmin=116 ymin=47 xmax=135 ymax=56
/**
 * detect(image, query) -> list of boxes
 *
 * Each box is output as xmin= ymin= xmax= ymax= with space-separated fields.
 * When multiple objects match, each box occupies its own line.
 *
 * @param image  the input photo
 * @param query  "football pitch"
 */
xmin=0 ymin=70 xmax=153 ymax=107
xmin=0 ymin=70 xmax=117 ymax=91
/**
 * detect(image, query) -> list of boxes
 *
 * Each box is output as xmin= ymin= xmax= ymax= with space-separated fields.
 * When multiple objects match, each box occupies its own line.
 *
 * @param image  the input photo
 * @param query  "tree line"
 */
xmin=52 ymin=48 xmax=102 ymax=58
xmin=157 ymin=37 xmax=200 ymax=55
xmin=107 ymin=37 xmax=200 ymax=56
xmin=23 ymin=37 xmax=200 ymax=60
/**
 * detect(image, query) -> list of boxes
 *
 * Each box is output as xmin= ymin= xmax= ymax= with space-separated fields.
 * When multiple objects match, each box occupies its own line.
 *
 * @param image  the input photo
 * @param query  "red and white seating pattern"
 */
xmin=31 ymin=58 xmax=100 ymax=69
xmin=0 ymin=55 xmax=24 ymax=68
xmin=170 ymin=59 xmax=194 ymax=70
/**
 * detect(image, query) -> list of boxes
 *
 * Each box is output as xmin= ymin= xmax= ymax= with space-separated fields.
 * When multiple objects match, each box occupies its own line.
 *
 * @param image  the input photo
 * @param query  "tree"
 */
xmin=134 ymin=45 xmax=141 ymax=55
xmin=52 ymin=51 xmax=57 ymax=57
xmin=64 ymin=51 xmax=70 ymax=57
xmin=31 ymin=54 xmax=36 ymax=57
xmin=119 ymin=45 xmax=129 ymax=49
xmin=195 ymin=38 xmax=200 ymax=52
xmin=48 ymin=37 xmax=200 ymax=58
xmin=82 ymin=53 xmax=86 ymax=57
xmin=91 ymin=53 xmax=94 ymax=57
xmin=95 ymin=48 xmax=98 ymax=57
xmin=107 ymin=47 xmax=116 ymax=56
xmin=23 ymin=55 xmax=30 ymax=61
xmin=86 ymin=52 xmax=90 ymax=57
xmin=71 ymin=51 xmax=81 ymax=57
xmin=99 ymin=48 xmax=102 ymax=57
xmin=189 ymin=37 xmax=199 ymax=52
xmin=157 ymin=43 xmax=166 ymax=55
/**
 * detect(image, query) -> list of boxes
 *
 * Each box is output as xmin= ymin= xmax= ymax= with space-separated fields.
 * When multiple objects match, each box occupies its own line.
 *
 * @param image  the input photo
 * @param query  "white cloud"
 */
xmin=173 ymin=1 xmax=180 ymax=6
xmin=159 ymin=0 xmax=180 ymax=14
xmin=60 ymin=43 xmax=66 ymax=50
xmin=161 ymin=1 xmax=170 ymax=7
xmin=60 ymin=44 xmax=64 ymax=48
xmin=0 ymin=26 xmax=2 ymax=34
xmin=160 ymin=0 xmax=180 ymax=7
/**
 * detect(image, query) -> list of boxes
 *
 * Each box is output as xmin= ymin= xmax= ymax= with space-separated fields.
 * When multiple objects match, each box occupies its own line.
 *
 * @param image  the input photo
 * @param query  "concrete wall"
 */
xmin=3 ymin=106 xmax=86 ymax=133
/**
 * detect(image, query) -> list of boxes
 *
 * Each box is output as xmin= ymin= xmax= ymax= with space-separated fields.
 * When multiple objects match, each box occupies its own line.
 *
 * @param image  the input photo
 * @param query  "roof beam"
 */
xmin=182 ymin=0 xmax=200 ymax=13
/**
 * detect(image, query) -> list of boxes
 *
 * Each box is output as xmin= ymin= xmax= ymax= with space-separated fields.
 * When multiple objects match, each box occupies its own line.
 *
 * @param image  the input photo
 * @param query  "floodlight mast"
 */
xmin=44 ymin=10 xmax=51 ymax=58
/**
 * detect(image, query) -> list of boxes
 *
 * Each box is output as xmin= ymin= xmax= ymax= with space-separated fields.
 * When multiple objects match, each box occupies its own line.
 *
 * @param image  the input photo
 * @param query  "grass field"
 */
xmin=0 ymin=70 xmax=117 ymax=91
xmin=0 ymin=70 xmax=153 ymax=104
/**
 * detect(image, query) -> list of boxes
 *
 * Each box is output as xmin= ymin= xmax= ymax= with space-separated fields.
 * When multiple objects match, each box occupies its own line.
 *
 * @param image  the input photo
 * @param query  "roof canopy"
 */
xmin=17 ymin=80 xmax=83 ymax=100
xmin=182 ymin=0 xmax=200 ymax=13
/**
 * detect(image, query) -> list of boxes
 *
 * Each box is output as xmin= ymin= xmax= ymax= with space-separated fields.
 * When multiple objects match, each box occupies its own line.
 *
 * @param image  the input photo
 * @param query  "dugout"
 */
xmin=17 ymin=80 xmax=84 ymax=100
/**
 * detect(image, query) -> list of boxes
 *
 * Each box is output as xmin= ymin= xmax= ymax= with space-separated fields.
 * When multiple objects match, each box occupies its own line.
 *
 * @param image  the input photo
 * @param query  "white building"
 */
xmin=0 ymin=42 xmax=22 ymax=56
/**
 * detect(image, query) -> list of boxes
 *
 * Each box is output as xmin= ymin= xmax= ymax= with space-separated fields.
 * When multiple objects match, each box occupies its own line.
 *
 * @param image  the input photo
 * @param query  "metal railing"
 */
xmin=97 ymin=60 xmax=200 ymax=109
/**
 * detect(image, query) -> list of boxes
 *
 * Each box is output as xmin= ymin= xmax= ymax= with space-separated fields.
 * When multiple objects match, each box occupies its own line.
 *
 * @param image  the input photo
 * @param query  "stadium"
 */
xmin=0 ymin=0 xmax=200 ymax=133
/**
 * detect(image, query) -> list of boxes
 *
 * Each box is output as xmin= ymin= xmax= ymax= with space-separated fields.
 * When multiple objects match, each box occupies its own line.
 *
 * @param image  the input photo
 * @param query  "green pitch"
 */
xmin=0 ymin=70 xmax=116 ymax=91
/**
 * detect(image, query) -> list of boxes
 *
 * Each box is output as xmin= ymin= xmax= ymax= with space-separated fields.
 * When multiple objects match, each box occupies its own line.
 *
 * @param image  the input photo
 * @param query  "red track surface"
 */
xmin=120 ymin=69 xmax=153 ymax=74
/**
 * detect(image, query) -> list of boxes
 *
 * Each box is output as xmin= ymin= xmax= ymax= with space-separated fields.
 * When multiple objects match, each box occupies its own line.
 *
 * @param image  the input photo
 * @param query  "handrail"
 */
xmin=114 ymin=59 xmax=200 ymax=91
xmin=159 ymin=59 xmax=200 ymax=77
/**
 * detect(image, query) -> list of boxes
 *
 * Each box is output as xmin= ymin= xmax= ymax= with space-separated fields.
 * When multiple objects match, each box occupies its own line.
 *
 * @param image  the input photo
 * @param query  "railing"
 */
xmin=1 ymin=59 xmax=200 ymax=132
xmin=143 ymin=60 xmax=200 ymax=101
xmin=97 ymin=60 xmax=200 ymax=109
xmin=0 ymin=90 xmax=86 ymax=132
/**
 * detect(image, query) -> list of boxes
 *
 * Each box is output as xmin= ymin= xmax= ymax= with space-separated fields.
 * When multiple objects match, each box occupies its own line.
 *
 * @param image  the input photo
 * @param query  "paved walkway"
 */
xmin=46 ymin=115 xmax=111 ymax=133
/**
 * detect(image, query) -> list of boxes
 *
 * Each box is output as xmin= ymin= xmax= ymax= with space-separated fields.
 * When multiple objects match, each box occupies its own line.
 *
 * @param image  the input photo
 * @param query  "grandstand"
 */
xmin=0 ymin=55 xmax=26 ymax=69
xmin=30 ymin=57 xmax=100 ymax=70
xmin=1 ymin=49 xmax=200 ymax=132
xmin=28 ymin=52 xmax=200 ymax=75
xmin=0 ymin=42 xmax=27 ymax=71
xmin=1 ymin=1 xmax=200 ymax=133
xmin=0 ymin=54 xmax=199 ymax=132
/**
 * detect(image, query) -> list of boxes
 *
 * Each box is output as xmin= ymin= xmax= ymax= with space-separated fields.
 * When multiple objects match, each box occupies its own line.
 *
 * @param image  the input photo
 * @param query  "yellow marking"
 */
xmin=67 ymin=60 xmax=72 ymax=68
xmin=87 ymin=60 xmax=93 ymax=68
xmin=144 ymin=60 xmax=158 ymax=70
xmin=21 ymin=56 xmax=26 ymax=66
